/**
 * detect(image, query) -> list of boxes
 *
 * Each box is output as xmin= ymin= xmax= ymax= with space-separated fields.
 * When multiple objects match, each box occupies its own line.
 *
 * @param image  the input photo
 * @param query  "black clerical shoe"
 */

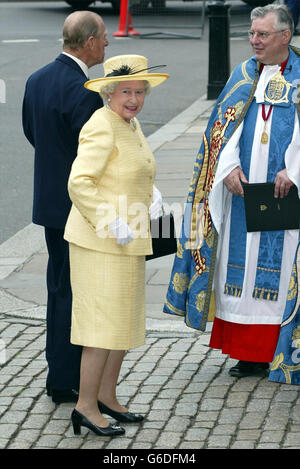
xmin=98 ymin=401 xmax=144 ymax=423
xmin=71 ymin=409 xmax=125 ymax=437
xmin=229 ymin=361 xmax=269 ymax=378
xmin=47 ymin=385 xmax=79 ymax=404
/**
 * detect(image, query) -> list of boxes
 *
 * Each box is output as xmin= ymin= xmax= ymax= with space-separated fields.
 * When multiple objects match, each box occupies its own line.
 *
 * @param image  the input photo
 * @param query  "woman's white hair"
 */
xmin=99 ymin=80 xmax=151 ymax=102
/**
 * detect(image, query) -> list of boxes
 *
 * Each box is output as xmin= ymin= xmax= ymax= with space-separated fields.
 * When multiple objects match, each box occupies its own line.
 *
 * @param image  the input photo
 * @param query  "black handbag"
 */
xmin=146 ymin=212 xmax=177 ymax=261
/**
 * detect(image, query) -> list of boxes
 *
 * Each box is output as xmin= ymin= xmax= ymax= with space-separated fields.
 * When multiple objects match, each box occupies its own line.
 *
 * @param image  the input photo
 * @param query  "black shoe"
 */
xmin=229 ymin=361 xmax=269 ymax=378
xmin=48 ymin=387 xmax=79 ymax=404
xmin=71 ymin=409 xmax=125 ymax=437
xmin=98 ymin=401 xmax=144 ymax=423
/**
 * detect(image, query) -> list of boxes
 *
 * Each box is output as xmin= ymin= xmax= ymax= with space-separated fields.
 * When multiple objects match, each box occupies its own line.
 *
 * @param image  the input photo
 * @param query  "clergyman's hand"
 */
xmin=224 ymin=167 xmax=248 ymax=196
xmin=274 ymin=169 xmax=294 ymax=198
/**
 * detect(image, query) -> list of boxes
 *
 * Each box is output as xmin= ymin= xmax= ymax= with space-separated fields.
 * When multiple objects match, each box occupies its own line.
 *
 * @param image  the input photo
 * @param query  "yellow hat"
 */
xmin=84 ymin=54 xmax=169 ymax=92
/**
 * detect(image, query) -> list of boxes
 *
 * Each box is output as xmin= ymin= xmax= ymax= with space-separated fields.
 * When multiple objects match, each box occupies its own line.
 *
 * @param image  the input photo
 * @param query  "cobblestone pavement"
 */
xmin=1 ymin=315 xmax=300 ymax=450
xmin=1 ymin=95 xmax=300 ymax=451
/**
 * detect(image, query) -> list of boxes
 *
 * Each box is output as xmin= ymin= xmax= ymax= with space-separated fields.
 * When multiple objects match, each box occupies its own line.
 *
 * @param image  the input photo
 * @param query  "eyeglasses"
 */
xmin=248 ymin=30 xmax=285 ymax=40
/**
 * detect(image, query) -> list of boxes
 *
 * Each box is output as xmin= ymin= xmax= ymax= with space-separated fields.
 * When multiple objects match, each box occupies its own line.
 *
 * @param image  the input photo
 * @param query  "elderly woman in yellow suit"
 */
xmin=64 ymin=55 xmax=169 ymax=437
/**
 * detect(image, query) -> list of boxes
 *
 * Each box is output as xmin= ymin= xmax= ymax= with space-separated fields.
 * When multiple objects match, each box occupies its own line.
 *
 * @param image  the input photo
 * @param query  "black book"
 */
xmin=243 ymin=182 xmax=300 ymax=232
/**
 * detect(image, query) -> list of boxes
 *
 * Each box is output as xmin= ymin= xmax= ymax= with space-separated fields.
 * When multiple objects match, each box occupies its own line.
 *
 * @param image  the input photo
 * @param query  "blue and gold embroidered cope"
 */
xmin=163 ymin=47 xmax=300 ymax=333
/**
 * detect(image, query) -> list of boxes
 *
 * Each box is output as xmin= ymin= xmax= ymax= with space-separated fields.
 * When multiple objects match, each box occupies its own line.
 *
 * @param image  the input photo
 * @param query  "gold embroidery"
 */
xmin=218 ymin=61 xmax=253 ymax=107
xmin=227 ymin=263 xmax=245 ymax=270
xmin=177 ymin=240 xmax=183 ymax=259
xmin=188 ymin=161 xmax=202 ymax=191
xmin=271 ymin=353 xmax=284 ymax=371
xmin=172 ymin=272 xmax=189 ymax=294
xmin=164 ymin=300 xmax=185 ymax=317
xmin=264 ymin=72 xmax=292 ymax=105
xmin=187 ymin=271 xmax=204 ymax=292
xmin=256 ymin=266 xmax=281 ymax=273
xmin=234 ymin=100 xmax=245 ymax=120
xmin=281 ymin=248 xmax=300 ymax=326
xmin=292 ymin=325 xmax=300 ymax=348
xmin=196 ymin=290 xmax=206 ymax=312
xmin=253 ymin=287 xmax=278 ymax=301
xmin=188 ymin=106 xmax=237 ymax=275
xmin=271 ymin=351 xmax=300 ymax=384
xmin=195 ymin=290 xmax=215 ymax=320
xmin=224 ymin=283 xmax=242 ymax=297
xmin=287 ymin=264 xmax=297 ymax=301
xmin=205 ymin=228 xmax=214 ymax=248
xmin=188 ymin=135 xmax=210 ymax=252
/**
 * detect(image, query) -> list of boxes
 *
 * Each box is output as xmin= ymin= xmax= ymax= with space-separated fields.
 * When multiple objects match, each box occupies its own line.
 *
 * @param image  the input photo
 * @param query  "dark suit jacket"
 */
xmin=22 ymin=53 xmax=102 ymax=229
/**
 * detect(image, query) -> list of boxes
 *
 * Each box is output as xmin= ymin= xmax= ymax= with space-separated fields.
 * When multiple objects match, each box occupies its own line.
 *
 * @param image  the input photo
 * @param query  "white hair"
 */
xmin=251 ymin=4 xmax=294 ymax=37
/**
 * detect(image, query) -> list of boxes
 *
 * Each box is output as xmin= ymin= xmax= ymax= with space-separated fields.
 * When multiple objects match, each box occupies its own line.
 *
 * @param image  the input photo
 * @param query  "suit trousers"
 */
xmin=44 ymin=227 xmax=81 ymax=390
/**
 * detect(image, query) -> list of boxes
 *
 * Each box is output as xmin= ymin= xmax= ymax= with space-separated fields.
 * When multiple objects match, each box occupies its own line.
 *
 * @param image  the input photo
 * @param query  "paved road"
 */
xmin=0 ymin=0 xmax=253 ymax=244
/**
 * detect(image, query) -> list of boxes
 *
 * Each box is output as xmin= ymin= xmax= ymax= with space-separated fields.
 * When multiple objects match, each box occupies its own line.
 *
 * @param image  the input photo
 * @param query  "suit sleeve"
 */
xmin=22 ymin=83 xmax=35 ymax=147
xmin=68 ymin=112 xmax=116 ymax=230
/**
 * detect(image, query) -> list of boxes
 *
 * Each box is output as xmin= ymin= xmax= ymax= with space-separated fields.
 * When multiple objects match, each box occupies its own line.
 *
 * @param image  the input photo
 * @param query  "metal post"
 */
xmin=207 ymin=1 xmax=231 ymax=100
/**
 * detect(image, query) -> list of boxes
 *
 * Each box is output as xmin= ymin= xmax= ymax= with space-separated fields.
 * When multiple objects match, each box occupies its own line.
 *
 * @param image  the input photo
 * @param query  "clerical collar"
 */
xmin=259 ymin=57 xmax=289 ymax=74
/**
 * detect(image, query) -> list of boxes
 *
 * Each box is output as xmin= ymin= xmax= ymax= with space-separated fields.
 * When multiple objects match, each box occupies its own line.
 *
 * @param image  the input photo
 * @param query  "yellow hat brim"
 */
xmin=84 ymin=73 xmax=169 ymax=92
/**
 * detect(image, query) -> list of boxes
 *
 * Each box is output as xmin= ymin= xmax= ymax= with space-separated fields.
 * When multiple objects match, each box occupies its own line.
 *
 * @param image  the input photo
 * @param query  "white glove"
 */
xmin=109 ymin=217 xmax=134 ymax=245
xmin=149 ymin=187 xmax=163 ymax=220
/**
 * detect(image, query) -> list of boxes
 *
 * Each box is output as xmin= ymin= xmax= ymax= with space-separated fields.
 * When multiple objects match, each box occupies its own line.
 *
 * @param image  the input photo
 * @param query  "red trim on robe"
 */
xmin=209 ymin=317 xmax=280 ymax=362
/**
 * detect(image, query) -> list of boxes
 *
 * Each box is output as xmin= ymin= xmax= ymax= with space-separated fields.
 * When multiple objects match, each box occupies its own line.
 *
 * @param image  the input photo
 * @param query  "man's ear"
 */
xmin=282 ymin=29 xmax=292 ymax=44
xmin=85 ymin=35 xmax=95 ymax=50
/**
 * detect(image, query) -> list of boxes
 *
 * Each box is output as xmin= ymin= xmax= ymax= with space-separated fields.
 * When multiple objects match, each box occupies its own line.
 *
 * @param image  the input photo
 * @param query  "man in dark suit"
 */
xmin=22 ymin=11 xmax=108 ymax=403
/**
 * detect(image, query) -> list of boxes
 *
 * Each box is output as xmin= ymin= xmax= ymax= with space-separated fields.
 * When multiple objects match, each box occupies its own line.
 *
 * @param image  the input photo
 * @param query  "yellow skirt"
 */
xmin=69 ymin=243 xmax=146 ymax=350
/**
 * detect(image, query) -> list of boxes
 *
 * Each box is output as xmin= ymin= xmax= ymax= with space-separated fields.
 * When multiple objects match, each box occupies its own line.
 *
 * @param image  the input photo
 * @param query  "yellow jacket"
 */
xmin=64 ymin=106 xmax=156 ymax=256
